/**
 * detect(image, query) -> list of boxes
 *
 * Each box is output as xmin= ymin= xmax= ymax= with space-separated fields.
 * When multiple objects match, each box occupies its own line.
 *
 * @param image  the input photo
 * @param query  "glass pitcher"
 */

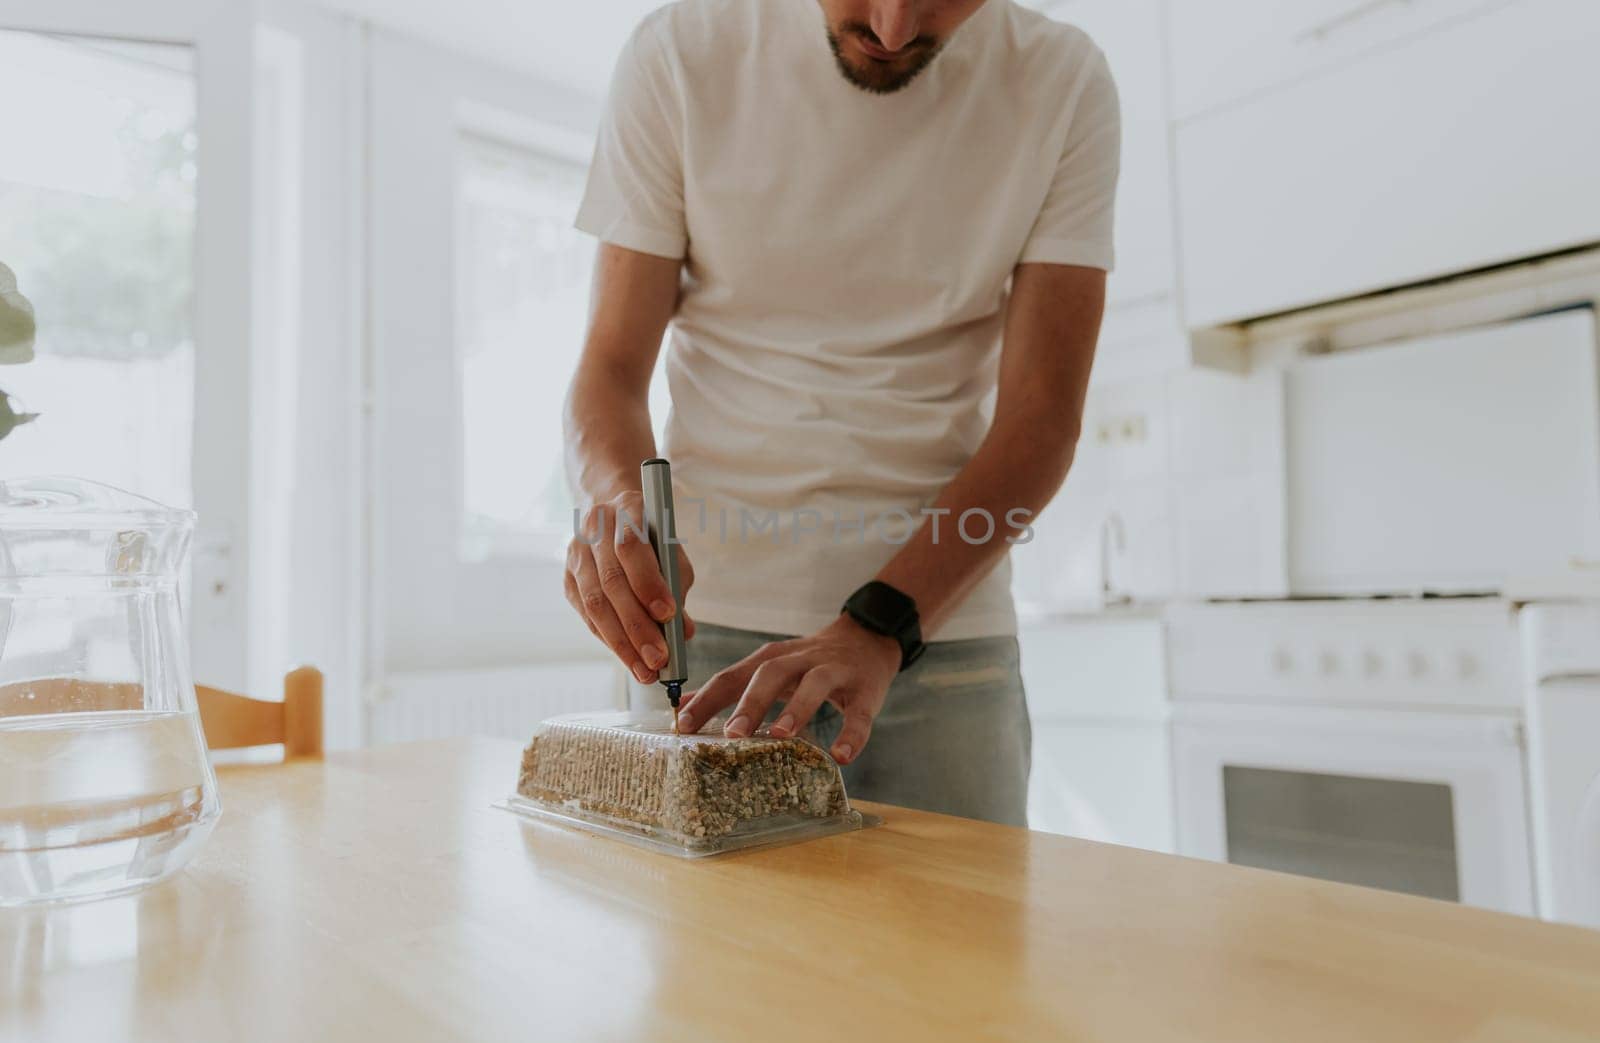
xmin=0 ymin=476 xmax=219 ymax=905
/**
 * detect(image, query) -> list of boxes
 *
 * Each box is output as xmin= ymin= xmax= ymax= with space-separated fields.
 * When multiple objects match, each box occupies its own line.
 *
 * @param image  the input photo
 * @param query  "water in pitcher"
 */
xmin=0 ymin=710 xmax=219 ymax=905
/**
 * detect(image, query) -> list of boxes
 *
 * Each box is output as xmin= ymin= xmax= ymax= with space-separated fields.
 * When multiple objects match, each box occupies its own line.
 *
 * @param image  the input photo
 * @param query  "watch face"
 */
xmin=844 ymin=583 xmax=925 ymax=672
xmin=855 ymin=581 xmax=916 ymax=633
xmin=847 ymin=581 xmax=921 ymax=648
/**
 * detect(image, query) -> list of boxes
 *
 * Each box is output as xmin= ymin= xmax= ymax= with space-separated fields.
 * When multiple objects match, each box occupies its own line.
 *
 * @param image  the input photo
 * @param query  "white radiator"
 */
xmin=367 ymin=660 xmax=626 ymax=745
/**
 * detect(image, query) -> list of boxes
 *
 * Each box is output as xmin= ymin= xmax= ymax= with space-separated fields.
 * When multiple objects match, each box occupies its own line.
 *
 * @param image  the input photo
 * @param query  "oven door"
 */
xmin=1173 ymin=703 xmax=1534 ymax=915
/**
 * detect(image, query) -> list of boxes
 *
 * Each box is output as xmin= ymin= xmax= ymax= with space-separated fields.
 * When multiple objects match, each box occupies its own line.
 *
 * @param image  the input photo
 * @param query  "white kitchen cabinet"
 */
xmin=1167 ymin=0 xmax=1516 ymax=123
xmin=1030 ymin=721 xmax=1174 ymax=851
xmin=1019 ymin=617 xmax=1173 ymax=852
xmin=1020 ymin=615 xmax=1168 ymax=719
xmin=1174 ymin=0 xmax=1600 ymax=326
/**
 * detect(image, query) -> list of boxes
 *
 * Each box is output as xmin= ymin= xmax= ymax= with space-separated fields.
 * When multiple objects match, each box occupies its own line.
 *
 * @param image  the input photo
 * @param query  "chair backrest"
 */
xmin=196 ymin=666 xmax=324 ymax=758
xmin=0 ymin=667 xmax=323 ymax=759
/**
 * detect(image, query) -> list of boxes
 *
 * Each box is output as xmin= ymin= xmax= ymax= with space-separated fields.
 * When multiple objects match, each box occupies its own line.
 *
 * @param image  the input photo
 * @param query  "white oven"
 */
xmin=1167 ymin=599 xmax=1536 ymax=915
xmin=1522 ymin=603 xmax=1600 ymax=927
xmin=1173 ymin=704 xmax=1532 ymax=913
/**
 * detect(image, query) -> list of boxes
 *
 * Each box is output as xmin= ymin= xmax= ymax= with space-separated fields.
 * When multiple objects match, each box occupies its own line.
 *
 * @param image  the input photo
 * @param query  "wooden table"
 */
xmin=4 ymin=739 xmax=1600 ymax=1042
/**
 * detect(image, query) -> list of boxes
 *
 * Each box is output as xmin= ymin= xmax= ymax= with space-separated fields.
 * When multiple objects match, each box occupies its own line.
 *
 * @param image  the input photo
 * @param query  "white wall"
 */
xmin=306 ymin=0 xmax=659 ymax=98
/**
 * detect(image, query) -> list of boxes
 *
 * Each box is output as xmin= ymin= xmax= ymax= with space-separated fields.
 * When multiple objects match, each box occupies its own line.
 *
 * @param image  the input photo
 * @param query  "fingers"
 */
xmin=768 ymin=665 xmax=846 ymax=739
xmin=675 ymin=663 xmax=756 ymax=735
xmin=677 ymin=640 xmax=790 ymax=735
xmin=613 ymin=512 xmax=676 ymax=623
xmin=724 ymin=655 xmax=809 ymax=738
xmin=591 ymin=534 xmax=668 ymax=681
xmin=566 ymin=497 xmax=698 ymax=687
xmin=831 ymin=705 xmax=875 ymax=765
xmin=567 ymin=541 xmax=647 ymax=682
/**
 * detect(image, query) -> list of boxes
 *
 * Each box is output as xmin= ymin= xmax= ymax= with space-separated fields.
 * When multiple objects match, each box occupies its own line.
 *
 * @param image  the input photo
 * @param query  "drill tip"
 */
xmin=666 ymin=682 xmax=683 ymax=735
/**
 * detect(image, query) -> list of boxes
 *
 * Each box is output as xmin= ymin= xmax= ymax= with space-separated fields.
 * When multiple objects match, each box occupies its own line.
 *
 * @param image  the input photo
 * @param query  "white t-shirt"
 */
xmin=576 ymin=0 xmax=1120 ymax=641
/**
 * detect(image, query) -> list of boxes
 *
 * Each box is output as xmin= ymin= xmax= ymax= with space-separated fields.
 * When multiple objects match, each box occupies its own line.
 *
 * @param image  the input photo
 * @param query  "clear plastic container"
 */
xmin=498 ymin=710 xmax=870 ymax=857
xmin=0 ymin=477 xmax=220 ymax=905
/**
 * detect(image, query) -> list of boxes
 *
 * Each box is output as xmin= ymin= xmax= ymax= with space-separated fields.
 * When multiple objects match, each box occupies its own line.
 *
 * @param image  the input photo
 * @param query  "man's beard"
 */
xmin=826 ymin=23 xmax=944 ymax=95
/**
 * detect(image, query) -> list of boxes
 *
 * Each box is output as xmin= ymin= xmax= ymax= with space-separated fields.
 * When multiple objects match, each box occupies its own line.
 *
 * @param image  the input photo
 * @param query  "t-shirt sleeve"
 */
xmin=1018 ymin=47 xmax=1121 ymax=271
xmin=574 ymin=16 xmax=688 ymax=259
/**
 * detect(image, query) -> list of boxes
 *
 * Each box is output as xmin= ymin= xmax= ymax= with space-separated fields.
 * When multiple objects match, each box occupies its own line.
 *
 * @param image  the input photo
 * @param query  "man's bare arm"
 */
xmin=565 ymin=243 xmax=680 ymax=504
xmin=875 ymin=262 xmax=1105 ymax=633
xmin=562 ymin=243 xmax=696 ymax=683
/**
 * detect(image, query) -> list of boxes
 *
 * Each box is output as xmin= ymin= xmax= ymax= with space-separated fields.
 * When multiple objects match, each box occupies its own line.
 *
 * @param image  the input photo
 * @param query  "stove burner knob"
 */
xmin=1408 ymin=651 xmax=1429 ymax=679
xmin=1363 ymin=651 xmax=1384 ymax=677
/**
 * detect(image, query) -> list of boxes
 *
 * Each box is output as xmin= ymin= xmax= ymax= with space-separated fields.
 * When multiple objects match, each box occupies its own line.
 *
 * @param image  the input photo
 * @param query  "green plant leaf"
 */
xmin=0 ymin=390 xmax=39 ymax=441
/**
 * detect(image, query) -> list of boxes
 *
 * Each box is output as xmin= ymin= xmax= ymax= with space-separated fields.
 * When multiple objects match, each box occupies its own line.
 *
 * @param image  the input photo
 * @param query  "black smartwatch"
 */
xmin=841 ymin=581 xmax=926 ymax=671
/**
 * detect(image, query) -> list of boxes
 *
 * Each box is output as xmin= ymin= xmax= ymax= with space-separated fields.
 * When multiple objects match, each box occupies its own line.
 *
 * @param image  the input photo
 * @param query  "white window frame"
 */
xmin=453 ymin=115 xmax=595 ymax=564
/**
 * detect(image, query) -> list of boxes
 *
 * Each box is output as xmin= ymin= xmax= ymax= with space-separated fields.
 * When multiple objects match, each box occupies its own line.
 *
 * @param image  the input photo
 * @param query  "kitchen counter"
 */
xmin=4 ymin=738 xmax=1599 ymax=1042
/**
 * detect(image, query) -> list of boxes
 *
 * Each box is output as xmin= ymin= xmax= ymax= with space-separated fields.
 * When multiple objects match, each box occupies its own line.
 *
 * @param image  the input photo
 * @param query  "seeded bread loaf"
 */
xmin=516 ymin=715 xmax=849 ymax=841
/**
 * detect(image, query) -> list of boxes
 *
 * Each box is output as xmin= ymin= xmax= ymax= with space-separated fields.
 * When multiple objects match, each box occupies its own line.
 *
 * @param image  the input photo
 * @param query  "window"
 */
xmin=0 ymin=31 xmax=197 ymax=508
xmin=456 ymin=133 xmax=595 ymax=560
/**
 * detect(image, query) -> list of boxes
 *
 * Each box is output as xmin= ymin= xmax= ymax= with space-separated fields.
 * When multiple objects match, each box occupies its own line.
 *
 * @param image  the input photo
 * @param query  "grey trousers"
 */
xmin=685 ymin=623 xmax=1032 ymax=827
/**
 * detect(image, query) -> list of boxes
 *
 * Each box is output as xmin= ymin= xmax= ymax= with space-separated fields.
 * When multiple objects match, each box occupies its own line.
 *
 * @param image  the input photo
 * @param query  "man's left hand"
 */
xmin=675 ymin=616 xmax=901 ymax=764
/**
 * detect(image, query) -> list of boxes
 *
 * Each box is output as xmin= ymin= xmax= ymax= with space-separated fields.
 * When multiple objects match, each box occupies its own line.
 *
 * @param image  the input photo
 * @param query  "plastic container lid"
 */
xmin=497 ymin=710 xmax=871 ymax=857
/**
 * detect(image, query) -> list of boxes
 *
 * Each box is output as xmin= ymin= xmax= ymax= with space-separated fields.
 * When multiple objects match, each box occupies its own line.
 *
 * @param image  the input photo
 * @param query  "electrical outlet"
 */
xmin=1094 ymin=413 xmax=1150 ymax=447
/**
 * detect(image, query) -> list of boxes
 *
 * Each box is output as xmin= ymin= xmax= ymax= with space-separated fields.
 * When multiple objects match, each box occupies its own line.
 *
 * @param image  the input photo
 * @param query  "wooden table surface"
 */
xmin=4 ymin=738 xmax=1600 ymax=1043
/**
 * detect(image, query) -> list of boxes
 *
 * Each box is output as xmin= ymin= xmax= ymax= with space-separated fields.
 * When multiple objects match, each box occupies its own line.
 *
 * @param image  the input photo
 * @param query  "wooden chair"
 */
xmin=197 ymin=666 xmax=324 ymax=759
xmin=0 ymin=668 xmax=323 ymax=759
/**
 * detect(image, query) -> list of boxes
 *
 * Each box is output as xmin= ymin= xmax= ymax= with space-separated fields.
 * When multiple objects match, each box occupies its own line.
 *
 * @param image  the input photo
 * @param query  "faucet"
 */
xmin=1099 ymin=511 xmax=1130 ymax=608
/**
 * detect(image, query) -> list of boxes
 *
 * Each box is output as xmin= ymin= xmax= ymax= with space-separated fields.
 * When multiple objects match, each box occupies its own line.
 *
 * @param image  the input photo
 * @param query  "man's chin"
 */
xmin=827 ymin=37 xmax=941 ymax=95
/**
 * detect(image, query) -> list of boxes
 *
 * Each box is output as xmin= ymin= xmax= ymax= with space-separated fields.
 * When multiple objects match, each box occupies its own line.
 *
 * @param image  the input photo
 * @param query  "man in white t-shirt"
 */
xmin=562 ymin=0 xmax=1119 ymax=824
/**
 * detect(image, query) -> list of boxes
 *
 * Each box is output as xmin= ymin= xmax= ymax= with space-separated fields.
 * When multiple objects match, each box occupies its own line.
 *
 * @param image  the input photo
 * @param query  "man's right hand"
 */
xmin=564 ymin=489 xmax=695 ymax=684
